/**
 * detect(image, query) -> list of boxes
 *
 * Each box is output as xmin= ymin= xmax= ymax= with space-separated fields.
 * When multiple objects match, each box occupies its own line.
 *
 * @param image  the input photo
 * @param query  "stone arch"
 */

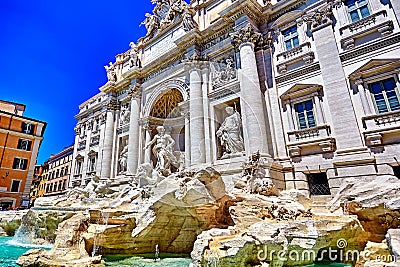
xmin=144 ymin=79 xmax=189 ymax=117
xmin=150 ymin=89 xmax=183 ymax=119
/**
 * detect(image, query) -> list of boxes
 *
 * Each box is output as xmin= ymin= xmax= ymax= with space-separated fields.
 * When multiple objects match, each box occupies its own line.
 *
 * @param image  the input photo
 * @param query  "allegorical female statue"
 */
xmin=216 ymin=106 xmax=245 ymax=156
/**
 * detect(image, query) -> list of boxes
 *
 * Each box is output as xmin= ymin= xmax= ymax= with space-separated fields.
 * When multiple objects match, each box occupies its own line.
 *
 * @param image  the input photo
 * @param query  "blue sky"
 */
xmin=0 ymin=0 xmax=154 ymax=163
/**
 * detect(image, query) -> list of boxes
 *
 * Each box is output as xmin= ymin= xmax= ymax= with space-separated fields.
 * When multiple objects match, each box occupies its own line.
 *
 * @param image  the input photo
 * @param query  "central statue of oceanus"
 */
xmin=144 ymin=126 xmax=181 ymax=175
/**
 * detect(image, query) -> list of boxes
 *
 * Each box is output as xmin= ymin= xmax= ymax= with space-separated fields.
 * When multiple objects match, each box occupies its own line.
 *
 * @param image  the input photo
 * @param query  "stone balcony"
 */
xmin=362 ymin=110 xmax=400 ymax=146
xmin=276 ymin=42 xmax=314 ymax=74
xmin=340 ymin=10 xmax=394 ymax=50
xmin=286 ymin=125 xmax=335 ymax=157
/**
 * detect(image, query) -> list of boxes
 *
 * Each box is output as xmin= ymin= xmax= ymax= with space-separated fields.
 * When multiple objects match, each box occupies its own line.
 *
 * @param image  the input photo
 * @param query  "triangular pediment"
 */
xmin=349 ymin=59 xmax=400 ymax=80
xmin=281 ymin=83 xmax=322 ymax=102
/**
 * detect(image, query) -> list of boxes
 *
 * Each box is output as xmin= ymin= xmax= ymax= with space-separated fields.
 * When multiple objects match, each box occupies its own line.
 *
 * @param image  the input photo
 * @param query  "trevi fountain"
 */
xmin=4 ymin=0 xmax=400 ymax=266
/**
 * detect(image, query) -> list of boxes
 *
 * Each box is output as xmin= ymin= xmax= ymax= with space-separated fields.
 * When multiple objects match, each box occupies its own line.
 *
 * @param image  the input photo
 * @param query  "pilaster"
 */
xmin=303 ymin=6 xmax=364 ymax=151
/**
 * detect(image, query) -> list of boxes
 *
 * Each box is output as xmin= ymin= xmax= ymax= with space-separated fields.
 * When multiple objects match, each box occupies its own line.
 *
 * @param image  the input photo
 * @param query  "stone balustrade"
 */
xmin=362 ymin=110 xmax=400 ymax=130
xmin=340 ymin=10 xmax=393 ymax=49
xmin=287 ymin=125 xmax=331 ymax=143
xmin=362 ymin=110 xmax=400 ymax=146
xmin=276 ymin=42 xmax=314 ymax=74
xmin=286 ymin=125 xmax=335 ymax=157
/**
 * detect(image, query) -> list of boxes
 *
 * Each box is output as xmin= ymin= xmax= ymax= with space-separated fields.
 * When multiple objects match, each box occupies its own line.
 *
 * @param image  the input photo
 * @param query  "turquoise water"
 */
xmin=0 ymin=236 xmax=31 ymax=267
xmin=0 ymin=238 xmax=191 ymax=267
xmin=0 ymin=236 xmax=351 ymax=267
xmin=103 ymin=253 xmax=192 ymax=266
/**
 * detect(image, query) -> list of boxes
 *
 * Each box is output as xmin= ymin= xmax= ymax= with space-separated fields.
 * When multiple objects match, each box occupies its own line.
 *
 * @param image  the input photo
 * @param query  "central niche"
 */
xmin=150 ymin=88 xmax=183 ymax=119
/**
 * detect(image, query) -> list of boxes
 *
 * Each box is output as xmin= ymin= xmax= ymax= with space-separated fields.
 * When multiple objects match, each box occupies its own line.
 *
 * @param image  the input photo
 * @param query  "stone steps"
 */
xmin=309 ymin=195 xmax=343 ymax=216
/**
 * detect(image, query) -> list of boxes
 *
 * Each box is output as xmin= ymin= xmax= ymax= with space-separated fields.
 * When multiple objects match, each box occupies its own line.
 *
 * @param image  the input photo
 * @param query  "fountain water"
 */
xmin=91 ymin=210 xmax=109 ymax=257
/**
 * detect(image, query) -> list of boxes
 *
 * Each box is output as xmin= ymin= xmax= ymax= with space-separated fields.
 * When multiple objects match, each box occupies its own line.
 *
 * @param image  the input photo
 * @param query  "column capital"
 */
xmin=128 ymin=83 xmax=142 ymax=99
xmin=302 ymin=5 xmax=334 ymax=32
xmin=107 ymin=99 xmax=120 ymax=111
xmin=184 ymin=54 xmax=209 ymax=71
xmin=231 ymin=25 xmax=262 ymax=49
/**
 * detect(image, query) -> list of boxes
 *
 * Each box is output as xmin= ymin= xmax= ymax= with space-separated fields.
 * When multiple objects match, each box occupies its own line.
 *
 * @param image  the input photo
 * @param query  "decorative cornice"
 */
xmin=301 ymin=4 xmax=334 ymax=32
xmin=231 ymin=25 xmax=262 ymax=49
xmin=219 ymin=0 xmax=265 ymax=25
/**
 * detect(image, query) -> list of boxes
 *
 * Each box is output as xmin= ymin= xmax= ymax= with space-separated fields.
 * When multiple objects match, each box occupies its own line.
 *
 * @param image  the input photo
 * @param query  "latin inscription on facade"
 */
xmin=143 ymin=26 xmax=185 ymax=65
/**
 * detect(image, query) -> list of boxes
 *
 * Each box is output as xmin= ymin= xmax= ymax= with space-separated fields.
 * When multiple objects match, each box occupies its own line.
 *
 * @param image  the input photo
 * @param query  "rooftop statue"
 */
xmin=141 ymin=0 xmax=197 ymax=39
xmin=104 ymin=62 xmax=117 ymax=82
xmin=128 ymin=42 xmax=140 ymax=68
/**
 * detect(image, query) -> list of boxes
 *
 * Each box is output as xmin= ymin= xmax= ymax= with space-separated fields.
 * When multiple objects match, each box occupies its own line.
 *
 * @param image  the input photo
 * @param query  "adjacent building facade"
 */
xmin=0 ymin=100 xmax=46 ymax=209
xmin=42 ymin=145 xmax=74 ymax=196
xmin=71 ymin=0 xmax=400 ymax=196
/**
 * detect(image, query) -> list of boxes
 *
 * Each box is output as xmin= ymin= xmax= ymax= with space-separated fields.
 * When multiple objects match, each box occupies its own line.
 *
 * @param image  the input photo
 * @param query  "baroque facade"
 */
xmin=71 ymin=0 xmax=400 ymax=195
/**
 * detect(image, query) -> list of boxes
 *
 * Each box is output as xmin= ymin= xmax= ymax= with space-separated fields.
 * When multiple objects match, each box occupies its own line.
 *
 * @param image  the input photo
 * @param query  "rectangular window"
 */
xmin=294 ymin=100 xmax=316 ymax=129
xmin=345 ymin=0 xmax=371 ymax=22
xmin=10 ymin=180 xmax=21 ymax=192
xmin=88 ymin=157 xmax=97 ymax=172
xmin=21 ymin=122 xmax=34 ymax=135
xmin=282 ymin=25 xmax=299 ymax=51
xmin=17 ymin=139 xmax=32 ymax=151
xmin=12 ymin=158 xmax=28 ymax=170
xmin=369 ymin=78 xmax=400 ymax=113
xmin=75 ymin=161 xmax=83 ymax=174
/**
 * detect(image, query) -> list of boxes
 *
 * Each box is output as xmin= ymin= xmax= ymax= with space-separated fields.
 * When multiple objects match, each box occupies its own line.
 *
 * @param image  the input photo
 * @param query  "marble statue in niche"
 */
xmin=144 ymin=126 xmax=177 ymax=175
xmin=118 ymin=139 xmax=128 ymax=174
xmin=216 ymin=106 xmax=245 ymax=157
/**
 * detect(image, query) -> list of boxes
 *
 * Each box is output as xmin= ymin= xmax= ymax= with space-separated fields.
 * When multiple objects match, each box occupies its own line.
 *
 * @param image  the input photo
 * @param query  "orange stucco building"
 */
xmin=0 ymin=100 xmax=46 ymax=209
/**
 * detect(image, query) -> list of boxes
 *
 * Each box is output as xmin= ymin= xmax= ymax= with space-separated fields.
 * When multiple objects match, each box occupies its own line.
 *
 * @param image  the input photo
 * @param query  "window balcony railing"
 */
xmin=362 ymin=110 xmax=400 ymax=146
xmin=362 ymin=110 xmax=400 ymax=130
xmin=340 ymin=10 xmax=393 ymax=49
xmin=286 ymin=125 xmax=335 ymax=157
xmin=276 ymin=42 xmax=314 ymax=74
xmin=287 ymin=125 xmax=331 ymax=143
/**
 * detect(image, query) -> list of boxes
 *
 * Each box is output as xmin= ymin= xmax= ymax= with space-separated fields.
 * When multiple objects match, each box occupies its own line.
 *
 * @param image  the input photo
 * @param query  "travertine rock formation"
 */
xmin=17 ymin=167 xmax=232 ymax=266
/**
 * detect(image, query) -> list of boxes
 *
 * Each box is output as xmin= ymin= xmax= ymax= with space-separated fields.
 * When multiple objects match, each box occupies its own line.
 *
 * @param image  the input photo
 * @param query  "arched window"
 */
xmin=150 ymin=89 xmax=183 ymax=119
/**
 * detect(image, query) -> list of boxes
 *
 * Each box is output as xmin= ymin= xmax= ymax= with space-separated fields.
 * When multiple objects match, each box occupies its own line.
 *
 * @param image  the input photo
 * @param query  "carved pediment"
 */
xmin=271 ymin=10 xmax=304 ymax=29
xmin=280 ymin=83 xmax=323 ymax=103
xmin=349 ymin=59 xmax=400 ymax=80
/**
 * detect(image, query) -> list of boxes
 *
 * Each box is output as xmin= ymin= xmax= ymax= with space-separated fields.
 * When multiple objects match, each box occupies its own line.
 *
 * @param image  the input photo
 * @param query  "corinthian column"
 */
xmin=100 ymin=99 xmax=118 ymax=179
xmin=127 ymin=83 xmax=141 ymax=175
xmin=232 ymin=25 xmax=270 ymax=156
xmin=187 ymin=59 xmax=206 ymax=165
